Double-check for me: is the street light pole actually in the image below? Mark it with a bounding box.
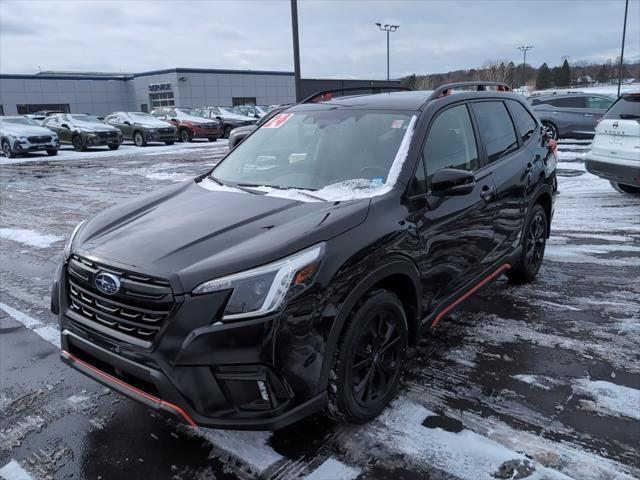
[290,0,302,102]
[376,23,399,81]
[516,45,534,94]
[617,0,629,98]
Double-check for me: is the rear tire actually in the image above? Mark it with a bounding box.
[542,121,558,140]
[208,137,217,142]
[327,289,407,424]
[72,135,86,151]
[2,140,16,158]
[165,141,174,145]
[179,129,191,143]
[108,144,119,150]
[46,149,58,156]
[134,131,146,147]
[610,181,640,194]
[507,203,547,284]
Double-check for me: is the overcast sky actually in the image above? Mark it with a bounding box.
[1,0,638,79]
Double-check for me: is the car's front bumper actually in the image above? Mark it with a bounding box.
[147,131,177,142]
[191,127,223,139]
[84,134,121,147]
[11,137,59,152]
[585,155,640,187]
[52,257,327,430]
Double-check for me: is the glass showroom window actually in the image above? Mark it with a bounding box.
[149,92,175,108]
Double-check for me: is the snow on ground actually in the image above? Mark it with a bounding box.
[305,458,361,480]
[0,138,228,166]
[0,228,63,248]
[529,83,640,97]
[573,379,640,421]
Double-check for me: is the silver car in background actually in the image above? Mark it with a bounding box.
[530,92,614,140]
[1,116,60,158]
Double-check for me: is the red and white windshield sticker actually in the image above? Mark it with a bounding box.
[262,113,294,129]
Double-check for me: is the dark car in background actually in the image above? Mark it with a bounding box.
[196,106,257,138]
[227,105,289,149]
[105,112,177,146]
[52,82,557,430]
[43,114,121,151]
[1,115,59,157]
[151,108,223,143]
[530,92,615,139]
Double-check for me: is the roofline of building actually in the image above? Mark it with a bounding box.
[0,67,295,82]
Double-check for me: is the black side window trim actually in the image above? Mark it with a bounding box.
[407,100,483,199]
[505,99,539,148]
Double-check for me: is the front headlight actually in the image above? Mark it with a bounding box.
[192,244,324,320]
[63,220,86,259]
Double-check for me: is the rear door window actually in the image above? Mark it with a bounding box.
[548,97,586,108]
[422,104,479,184]
[602,95,640,120]
[508,101,538,143]
[471,101,519,163]
[586,96,614,110]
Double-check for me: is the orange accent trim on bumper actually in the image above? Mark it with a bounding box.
[431,263,511,328]
[62,350,197,427]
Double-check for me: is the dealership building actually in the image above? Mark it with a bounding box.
[0,67,402,117]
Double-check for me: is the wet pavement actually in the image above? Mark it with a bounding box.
[1,139,638,480]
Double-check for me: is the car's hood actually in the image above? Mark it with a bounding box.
[1,123,56,136]
[230,125,256,136]
[75,180,369,293]
[134,120,173,128]
[71,121,119,132]
[221,112,255,121]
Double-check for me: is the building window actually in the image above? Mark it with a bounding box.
[232,97,257,106]
[141,104,149,113]
[149,92,174,109]
[16,104,70,114]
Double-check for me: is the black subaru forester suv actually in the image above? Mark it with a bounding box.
[52,82,557,430]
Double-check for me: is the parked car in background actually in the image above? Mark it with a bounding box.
[530,93,615,139]
[585,93,640,194]
[52,82,557,430]
[1,115,60,157]
[26,110,65,123]
[196,106,257,138]
[104,112,177,146]
[227,104,290,149]
[43,114,122,151]
[232,105,271,119]
[151,108,222,143]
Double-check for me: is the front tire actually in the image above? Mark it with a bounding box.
[2,140,16,158]
[165,141,174,145]
[46,149,58,156]
[108,144,119,151]
[542,121,558,140]
[208,137,217,142]
[507,203,547,283]
[610,181,640,194]
[327,289,407,424]
[133,131,146,147]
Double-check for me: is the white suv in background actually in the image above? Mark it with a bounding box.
[585,93,640,194]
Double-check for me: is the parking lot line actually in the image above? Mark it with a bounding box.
[0,460,33,480]
[0,302,60,348]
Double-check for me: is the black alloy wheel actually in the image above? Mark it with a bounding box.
[72,135,85,151]
[328,289,407,423]
[180,129,190,143]
[2,140,16,158]
[134,131,146,147]
[542,121,558,140]
[507,203,547,283]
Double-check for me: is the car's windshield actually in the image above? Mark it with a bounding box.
[69,114,102,123]
[176,108,203,117]
[130,112,156,119]
[1,117,42,126]
[212,109,415,195]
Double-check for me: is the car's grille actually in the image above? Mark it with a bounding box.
[66,254,174,343]
[98,131,118,138]
[159,128,174,134]
[28,135,51,143]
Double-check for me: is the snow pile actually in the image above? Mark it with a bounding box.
[0,228,63,248]
[573,379,640,421]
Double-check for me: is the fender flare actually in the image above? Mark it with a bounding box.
[317,256,422,390]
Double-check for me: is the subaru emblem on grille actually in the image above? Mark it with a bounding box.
[95,272,121,295]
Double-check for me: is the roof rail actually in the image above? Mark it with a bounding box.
[299,85,412,104]
[427,81,510,101]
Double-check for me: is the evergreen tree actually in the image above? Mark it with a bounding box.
[551,66,562,87]
[536,63,552,90]
[558,59,571,87]
[596,64,609,84]
[506,61,516,87]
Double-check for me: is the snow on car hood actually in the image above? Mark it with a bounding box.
[134,119,174,128]
[200,115,417,202]
[0,122,57,136]
[70,121,120,132]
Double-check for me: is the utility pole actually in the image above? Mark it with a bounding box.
[516,45,534,94]
[290,0,302,101]
[617,0,629,98]
[376,23,399,81]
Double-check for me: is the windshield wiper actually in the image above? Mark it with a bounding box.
[257,184,326,201]
[209,176,265,195]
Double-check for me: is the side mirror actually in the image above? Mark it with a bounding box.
[216,116,223,121]
[431,168,476,196]
[61,124,70,129]
[124,121,131,126]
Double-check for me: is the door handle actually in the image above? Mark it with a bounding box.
[584,114,594,117]
[552,111,561,115]
[524,162,533,173]
[480,185,495,200]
